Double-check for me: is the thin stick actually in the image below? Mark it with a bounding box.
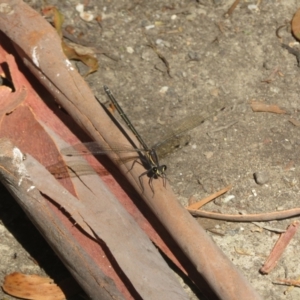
[224,0,240,17]
[188,207,300,222]
[187,184,232,210]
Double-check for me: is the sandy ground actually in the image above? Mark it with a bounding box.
[2,1,300,299]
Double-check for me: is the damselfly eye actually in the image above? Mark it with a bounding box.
[152,167,158,173]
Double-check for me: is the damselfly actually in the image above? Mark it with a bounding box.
[59,86,225,192]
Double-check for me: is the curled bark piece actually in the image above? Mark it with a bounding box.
[0,137,189,300]
[0,138,124,300]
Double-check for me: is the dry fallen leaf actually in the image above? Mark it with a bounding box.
[42,6,99,76]
[260,221,300,274]
[289,118,300,127]
[250,101,287,114]
[292,8,300,40]
[3,272,66,300]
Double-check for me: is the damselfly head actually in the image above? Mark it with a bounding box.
[152,164,167,177]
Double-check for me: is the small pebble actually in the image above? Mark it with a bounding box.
[206,79,215,86]
[156,39,164,46]
[281,139,292,150]
[263,61,273,70]
[253,171,269,185]
[186,13,196,21]
[270,86,280,94]
[126,47,134,54]
[76,4,95,22]
[227,229,240,236]
[75,4,94,22]
[159,86,169,94]
[145,24,155,30]
[155,62,167,72]
[248,4,259,12]
[251,189,257,197]
[204,151,213,159]
[188,51,200,61]
[79,12,94,22]
[210,88,219,97]
[76,3,84,13]
[155,39,170,47]
[223,195,235,203]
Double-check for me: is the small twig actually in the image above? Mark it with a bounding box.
[209,121,238,134]
[187,184,232,210]
[252,222,286,234]
[153,46,171,77]
[261,66,280,83]
[216,21,226,34]
[188,207,300,222]
[146,39,172,78]
[273,278,300,288]
[276,24,288,39]
[224,0,240,18]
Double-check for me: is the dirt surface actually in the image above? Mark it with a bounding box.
[2,0,300,299]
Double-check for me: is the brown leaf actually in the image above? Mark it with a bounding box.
[289,118,300,127]
[41,6,64,38]
[260,221,300,274]
[292,8,300,41]
[3,272,65,300]
[42,6,98,76]
[62,42,99,76]
[250,101,287,114]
